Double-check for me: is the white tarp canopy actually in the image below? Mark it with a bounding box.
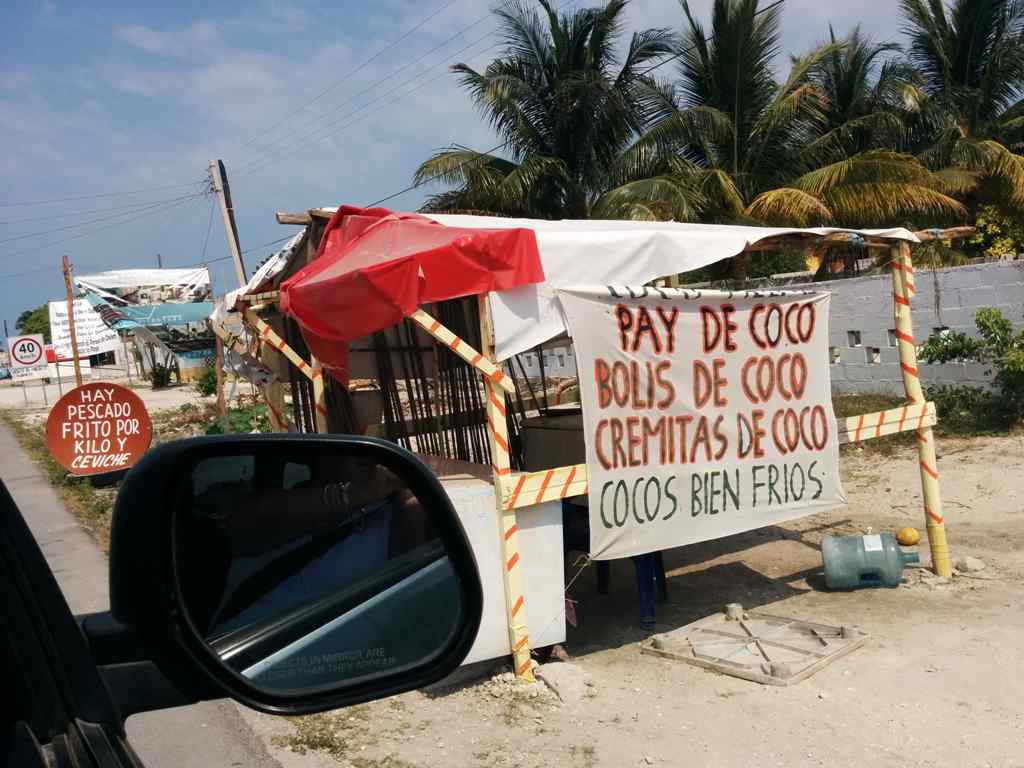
[75,267,211,301]
[425,214,920,361]
[225,232,303,308]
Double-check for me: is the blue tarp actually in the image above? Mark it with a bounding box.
[83,290,213,331]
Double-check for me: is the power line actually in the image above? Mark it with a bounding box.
[232,7,501,174]
[0,193,211,225]
[239,0,459,154]
[235,33,499,178]
[0,192,205,245]
[241,234,295,255]
[188,234,298,271]
[367,0,786,208]
[0,179,207,208]
[0,195,208,280]
[0,194,206,264]
[200,198,216,262]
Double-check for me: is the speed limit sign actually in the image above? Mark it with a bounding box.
[6,334,49,381]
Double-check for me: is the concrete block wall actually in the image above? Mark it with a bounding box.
[516,343,577,378]
[511,261,1024,396]
[804,261,1024,395]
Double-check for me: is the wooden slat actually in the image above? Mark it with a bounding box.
[408,307,516,396]
[236,290,281,305]
[243,308,316,382]
[837,402,936,445]
[276,211,311,225]
[503,463,588,510]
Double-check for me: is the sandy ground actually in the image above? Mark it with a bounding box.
[6,377,1022,767]
[239,434,1024,768]
[0,374,210,419]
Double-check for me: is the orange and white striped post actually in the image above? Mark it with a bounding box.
[890,241,952,576]
[311,357,329,433]
[477,295,534,681]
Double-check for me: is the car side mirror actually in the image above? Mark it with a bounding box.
[107,435,483,715]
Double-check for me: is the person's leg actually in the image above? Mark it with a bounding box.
[596,560,610,594]
[632,554,657,630]
[655,551,668,603]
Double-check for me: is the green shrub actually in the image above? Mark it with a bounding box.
[919,307,1024,430]
[922,383,1003,434]
[149,363,172,389]
[205,405,270,435]
[195,365,218,397]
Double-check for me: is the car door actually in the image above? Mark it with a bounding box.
[0,481,139,768]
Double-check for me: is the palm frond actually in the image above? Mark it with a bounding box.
[793,150,932,197]
[745,188,834,226]
[824,181,966,226]
[929,166,982,195]
[594,175,705,221]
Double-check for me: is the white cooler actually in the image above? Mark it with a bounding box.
[418,456,566,665]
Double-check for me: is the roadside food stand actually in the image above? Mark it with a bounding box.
[211,205,971,680]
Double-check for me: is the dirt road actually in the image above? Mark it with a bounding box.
[244,434,1024,768]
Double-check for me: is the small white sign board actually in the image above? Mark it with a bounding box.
[48,299,119,358]
[6,334,49,382]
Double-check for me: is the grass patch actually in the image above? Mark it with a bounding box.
[832,389,1014,454]
[2,402,273,552]
[1,409,118,552]
[268,705,408,764]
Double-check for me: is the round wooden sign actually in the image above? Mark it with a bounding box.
[46,382,153,476]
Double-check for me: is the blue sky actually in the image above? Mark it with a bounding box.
[0,0,902,338]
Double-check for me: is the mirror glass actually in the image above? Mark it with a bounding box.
[173,445,465,696]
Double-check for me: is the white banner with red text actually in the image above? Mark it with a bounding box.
[558,287,846,560]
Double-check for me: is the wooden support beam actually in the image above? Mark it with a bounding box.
[408,307,516,396]
[502,463,588,510]
[837,403,936,445]
[276,211,312,225]
[913,226,975,242]
[234,290,281,306]
[890,242,952,577]
[477,294,534,682]
[243,307,316,381]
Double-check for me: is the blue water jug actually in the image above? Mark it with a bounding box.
[821,533,920,589]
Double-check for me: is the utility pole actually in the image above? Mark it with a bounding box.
[207,159,247,288]
[62,255,83,387]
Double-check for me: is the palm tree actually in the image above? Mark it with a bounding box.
[900,0,1024,211]
[810,26,911,158]
[642,0,963,228]
[415,0,676,219]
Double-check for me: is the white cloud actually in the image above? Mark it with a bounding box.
[113,20,222,59]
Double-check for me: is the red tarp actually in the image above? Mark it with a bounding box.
[279,206,544,380]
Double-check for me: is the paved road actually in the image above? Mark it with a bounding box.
[0,421,281,768]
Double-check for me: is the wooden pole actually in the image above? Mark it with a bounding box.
[311,357,329,433]
[215,334,226,420]
[477,294,534,681]
[889,242,951,577]
[61,255,83,387]
[208,159,248,288]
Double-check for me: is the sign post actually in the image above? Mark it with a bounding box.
[558,287,846,560]
[62,255,83,387]
[45,383,153,476]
